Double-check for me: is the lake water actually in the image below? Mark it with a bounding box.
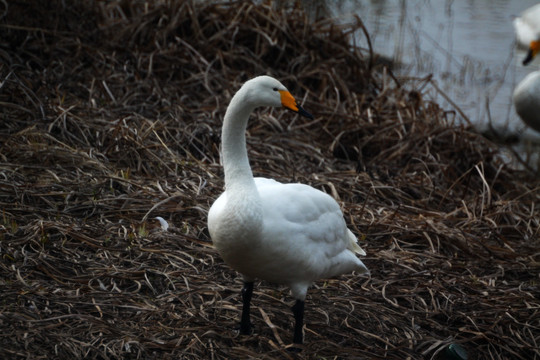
[322,0,540,142]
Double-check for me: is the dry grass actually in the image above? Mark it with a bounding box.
[1,1,539,359]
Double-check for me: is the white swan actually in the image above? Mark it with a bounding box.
[513,4,540,131]
[514,3,540,65]
[207,76,368,346]
[513,71,540,132]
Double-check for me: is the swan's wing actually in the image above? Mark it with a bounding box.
[258,182,365,259]
[257,181,368,282]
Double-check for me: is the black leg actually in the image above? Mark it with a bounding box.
[239,281,254,335]
[291,299,305,345]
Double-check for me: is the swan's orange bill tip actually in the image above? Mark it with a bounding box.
[279,90,314,119]
[524,40,540,65]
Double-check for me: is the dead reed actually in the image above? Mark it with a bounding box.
[0,1,539,359]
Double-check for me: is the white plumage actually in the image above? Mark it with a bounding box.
[513,71,540,132]
[514,4,540,50]
[154,216,169,231]
[514,4,540,65]
[207,75,368,346]
[513,4,540,131]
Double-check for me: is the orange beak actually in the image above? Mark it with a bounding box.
[523,40,540,65]
[279,90,313,119]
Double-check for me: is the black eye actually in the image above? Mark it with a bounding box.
[272,87,278,91]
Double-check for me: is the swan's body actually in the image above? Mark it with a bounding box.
[208,76,368,346]
[514,4,540,64]
[210,178,365,298]
[513,71,540,132]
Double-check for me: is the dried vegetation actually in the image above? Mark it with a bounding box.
[0,1,539,359]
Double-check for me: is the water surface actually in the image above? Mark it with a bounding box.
[328,0,540,140]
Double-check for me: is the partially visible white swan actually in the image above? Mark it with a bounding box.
[514,3,540,65]
[513,71,540,132]
[207,75,368,346]
[513,4,540,131]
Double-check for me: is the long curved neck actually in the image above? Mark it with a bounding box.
[221,91,258,194]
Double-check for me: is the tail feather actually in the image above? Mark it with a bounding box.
[347,229,366,256]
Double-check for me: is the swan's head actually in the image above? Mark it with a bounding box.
[523,40,540,65]
[242,75,314,119]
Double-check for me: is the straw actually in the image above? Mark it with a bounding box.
[0,1,539,359]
